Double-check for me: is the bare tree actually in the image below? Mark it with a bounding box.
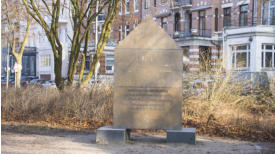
[21,0,65,90]
[2,0,33,88]
[67,0,109,87]
[78,0,120,88]
[21,0,121,89]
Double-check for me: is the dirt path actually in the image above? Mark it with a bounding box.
[1,123,275,154]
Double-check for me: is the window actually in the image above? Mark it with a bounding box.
[215,8,218,31]
[98,24,103,35]
[85,56,90,71]
[262,1,275,25]
[240,5,248,26]
[262,2,269,25]
[224,8,231,27]
[271,7,275,25]
[145,0,150,9]
[161,17,167,31]
[105,54,114,74]
[154,0,157,7]
[262,44,275,69]
[174,13,180,32]
[232,45,250,69]
[125,0,130,14]
[98,14,106,21]
[119,2,122,15]
[125,24,130,37]
[134,0,138,12]
[119,25,122,41]
[22,55,36,76]
[199,10,206,35]
[161,0,167,4]
[40,55,51,67]
[199,46,212,72]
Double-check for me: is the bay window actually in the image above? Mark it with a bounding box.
[232,45,250,70]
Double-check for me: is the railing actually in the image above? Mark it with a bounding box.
[173,29,212,39]
[224,17,275,28]
[174,0,192,7]
[198,29,212,37]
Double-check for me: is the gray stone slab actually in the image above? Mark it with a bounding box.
[167,128,196,144]
[113,17,183,130]
[96,126,130,144]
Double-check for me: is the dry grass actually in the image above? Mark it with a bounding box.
[1,84,113,130]
[1,75,275,141]
[182,71,275,141]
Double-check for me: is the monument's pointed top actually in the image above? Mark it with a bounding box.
[117,15,181,50]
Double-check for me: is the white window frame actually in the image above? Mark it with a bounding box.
[125,0,130,14]
[270,1,275,25]
[134,0,139,12]
[40,55,51,67]
[125,24,130,37]
[145,0,150,9]
[105,53,114,74]
[119,2,122,15]
[119,25,122,41]
[231,44,250,70]
[40,54,52,72]
[262,0,275,25]
[262,44,275,69]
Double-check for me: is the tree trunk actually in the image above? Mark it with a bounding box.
[54,55,64,90]
[79,0,120,88]
[15,69,21,88]
[14,56,22,89]
[79,53,86,82]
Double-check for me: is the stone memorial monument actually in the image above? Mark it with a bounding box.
[96,16,196,144]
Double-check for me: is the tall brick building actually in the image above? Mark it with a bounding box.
[87,0,275,80]
[81,0,142,80]
[139,0,275,77]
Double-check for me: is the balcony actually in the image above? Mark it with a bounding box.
[174,0,192,7]
[173,29,212,39]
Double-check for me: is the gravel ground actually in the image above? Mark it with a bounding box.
[1,123,275,154]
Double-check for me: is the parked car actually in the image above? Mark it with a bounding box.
[228,72,270,95]
[41,80,56,88]
[29,79,46,87]
[21,76,38,85]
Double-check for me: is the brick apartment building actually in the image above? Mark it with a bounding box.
[138,0,275,77]
[6,0,272,81]
[81,0,142,80]
[86,0,275,80]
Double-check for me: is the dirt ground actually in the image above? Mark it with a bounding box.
[1,123,275,154]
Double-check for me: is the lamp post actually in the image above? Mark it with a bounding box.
[95,0,99,82]
[6,41,10,89]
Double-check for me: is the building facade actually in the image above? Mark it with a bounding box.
[138,0,275,78]
[3,0,274,81]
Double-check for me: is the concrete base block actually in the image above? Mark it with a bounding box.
[96,126,130,144]
[167,128,196,144]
